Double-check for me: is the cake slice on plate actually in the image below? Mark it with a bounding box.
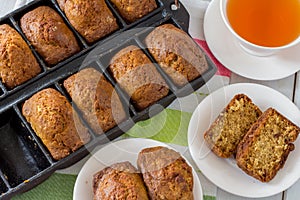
[236,108,300,182]
[204,94,262,158]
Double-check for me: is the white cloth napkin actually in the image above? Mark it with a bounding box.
[14,0,33,10]
[0,0,32,17]
[180,0,210,40]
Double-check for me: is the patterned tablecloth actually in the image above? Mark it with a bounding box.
[1,0,231,199]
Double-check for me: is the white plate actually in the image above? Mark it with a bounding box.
[188,83,300,198]
[204,0,300,81]
[74,138,203,200]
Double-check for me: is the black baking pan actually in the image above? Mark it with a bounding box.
[0,0,217,199]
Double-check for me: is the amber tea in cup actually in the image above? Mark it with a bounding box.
[220,0,300,56]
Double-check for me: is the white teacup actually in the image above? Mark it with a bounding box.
[220,0,300,57]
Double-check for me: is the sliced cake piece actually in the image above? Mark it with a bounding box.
[236,108,300,182]
[204,94,262,158]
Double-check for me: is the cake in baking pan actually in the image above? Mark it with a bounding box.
[145,24,208,86]
[0,24,41,89]
[20,6,80,65]
[64,68,127,134]
[110,0,157,23]
[109,45,169,110]
[57,0,119,43]
[22,88,90,160]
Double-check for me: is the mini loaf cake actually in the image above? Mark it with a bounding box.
[63,68,127,134]
[109,45,169,110]
[236,108,300,182]
[20,6,80,65]
[204,94,262,158]
[110,0,157,23]
[0,24,41,89]
[137,146,193,200]
[22,88,90,160]
[93,161,149,200]
[57,0,119,43]
[145,24,208,86]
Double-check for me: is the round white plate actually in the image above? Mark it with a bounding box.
[188,83,300,198]
[74,138,203,200]
[204,0,300,81]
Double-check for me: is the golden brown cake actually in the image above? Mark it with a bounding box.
[145,24,208,86]
[109,45,169,110]
[236,108,300,182]
[22,88,90,160]
[93,161,149,200]
[63,68,127,134]
[137,146,193,200]
[20,6,80,65]
[204,94,262,158]
[57,0,119,43]
[110,0,157,23]
[0,24,41,89]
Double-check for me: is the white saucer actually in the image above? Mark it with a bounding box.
[73,138,203,200]
[188,83,300,198]
[204,0,300,80]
